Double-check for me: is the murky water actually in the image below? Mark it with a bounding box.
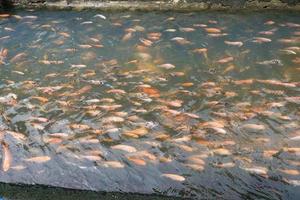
[0,9,300,199]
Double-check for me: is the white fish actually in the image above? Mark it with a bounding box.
[80,21,93,25]
[94,14,106,20]
[0,93,17,103]
[71,64,87,69]
[158,63,176,69]
[257,59,283,66]
[86,99,100,103]
[111,144,137,153]
[161,173,185,182]
[164,29,176,32]
[285,179,300,186]
[224,41,243,47]
[241,124,266,132]
[102,161,124,168]
[12,71,24,75]
[241,166,268,175]
[289,135,300,141]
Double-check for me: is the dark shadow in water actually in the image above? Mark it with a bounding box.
[0,183,183,200]
[0,0,14,11]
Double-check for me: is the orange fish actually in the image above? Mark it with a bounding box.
[1,141,12,172]
[216,56,234,64]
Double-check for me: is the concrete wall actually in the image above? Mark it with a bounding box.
[2,0,300,11]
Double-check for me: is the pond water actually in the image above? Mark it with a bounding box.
[0,9,300,199]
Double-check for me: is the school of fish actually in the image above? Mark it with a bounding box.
[0,10,299,198]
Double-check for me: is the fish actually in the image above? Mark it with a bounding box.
[161,174,185,182]
[214,162,235,168]
[80,155,102,161]
[289,135,300,141]
[78,44,93,49]
[180,27,195,32]
[12,71,24,75]
[216,56,234,64]
[213,148,231,156]
[48,133,69,138]
[139,38,153,47]
[194,24,207,27]
[133,25,145,32]
[158,63,176,69]
[284,179,300,186]
[59,32,70,38]
[158,99,183,108]
[39,60,64,65]
[279,49,297,55]
[107,89,126,94]
[205,28,221,33]
[252,37,272,43]
[192,48,208,54]
[99,105,122,111]
[81,21,93,25]
[5,131,26,141]
[31,96,49,103]
[208,33,228,37]
[123,127,148,138]
[0,93,17,104]
[283,147,300,153]
[164,29,176,32]
[285,97,300,104]
[278,38,300,44]
[241,166,268,176]
[257,79,296,88]
[286,22,300,28]
[102,161,124,168]
[241,124,266,132]
[224,41,243,47]
[102,116,125,123]
[278,169,299,176]
[94,14,106,19]
[71,64,87,69]
[0,14,10,18]
[111,145,137,153]
[171,37,191,45]
[147,32,161,41]
[139,86,160,97]
[70,124,90,130]
[10,52,26,63]
[181,82,194,87]
[256,59,283,66]
[67,85,92,97]
[24,156,51,163]
[264,20,275,25]
[1,141,12,172]
[185,164,204,171]
[127,157,146,166]
[23,15,37,19]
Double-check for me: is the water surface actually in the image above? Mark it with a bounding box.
[0,10,300,199]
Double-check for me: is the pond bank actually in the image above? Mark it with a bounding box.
[2,0,300,11]
[0,183,180,200]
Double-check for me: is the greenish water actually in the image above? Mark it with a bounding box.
[0,9,300,199]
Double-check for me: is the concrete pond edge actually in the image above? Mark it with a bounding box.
[2,0,300,11]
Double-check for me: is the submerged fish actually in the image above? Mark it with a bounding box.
[161,173,185,182]
[94,14,106,19]
[25,156,51,163]
[1,141,12,172]
[256,59,283,66]
[111,145,137,153]
[224,41,243,47]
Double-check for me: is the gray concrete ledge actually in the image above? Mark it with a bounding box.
[6,0,300,11]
